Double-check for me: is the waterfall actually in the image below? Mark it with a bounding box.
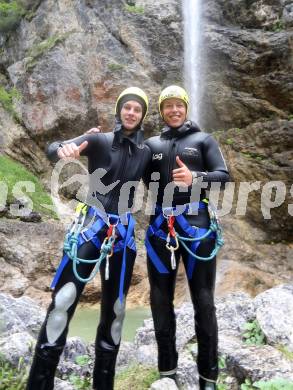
[183,0,203,126]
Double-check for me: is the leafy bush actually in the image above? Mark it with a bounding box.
[108,62,125,72]
[0,0,25,32]
[0,155,57,219]
[124,4,144,14]
[254,378,293,389]
[0,85,21,118]
[115,364,159,390]
[242,319,266,345]
[69,374,91,389]
[26,32,72,70]
[271,20,285,32]
[276,345,293,361]
[225,138,234,145]
[75,354,91,366]
[0,356,28,390]
[241,377,293,390]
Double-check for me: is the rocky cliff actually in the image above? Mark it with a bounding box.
[0,0,292,305]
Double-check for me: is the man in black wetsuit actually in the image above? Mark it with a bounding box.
[144,86,230,390]
[26,87,151,390]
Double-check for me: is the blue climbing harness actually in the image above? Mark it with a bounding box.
[145,201,224,279]
[51,204,136,303]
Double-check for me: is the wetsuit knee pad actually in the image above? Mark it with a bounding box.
[46,282,77,344]
[111,297,126,345]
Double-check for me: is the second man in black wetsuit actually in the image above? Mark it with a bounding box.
[144,86,230,390]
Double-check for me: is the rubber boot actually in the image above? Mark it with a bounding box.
[92,349,117,390]
[157,331,178,375]
[199,377,217,390]
[160,373,177,381]
[26,353,57,390]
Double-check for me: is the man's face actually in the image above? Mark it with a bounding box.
[162,98,187,128]
[120,100,143,132]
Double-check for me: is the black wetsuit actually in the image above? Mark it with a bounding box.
[144,121,229,385]
[26,125,151,390]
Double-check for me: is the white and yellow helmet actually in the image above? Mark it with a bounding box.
[158,85,189,117]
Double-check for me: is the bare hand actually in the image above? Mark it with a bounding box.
[85,126,102,134]
[172,156,192,186]
[57,141,88,160]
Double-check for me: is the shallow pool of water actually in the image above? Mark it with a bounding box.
[69,305,151,343]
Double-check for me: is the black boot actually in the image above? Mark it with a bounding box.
[160,373,177,381]
[26,353,57,390]
[199,377,217,390]
[93,349,117,390]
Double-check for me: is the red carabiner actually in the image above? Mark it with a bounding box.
[107,224,114,238]
[168,216,176,237]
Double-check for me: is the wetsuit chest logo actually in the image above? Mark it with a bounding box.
[182,147,198,157]
[152,153,163,161]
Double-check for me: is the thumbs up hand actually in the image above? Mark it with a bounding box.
[172,156,193,187]
[57,141,88,160]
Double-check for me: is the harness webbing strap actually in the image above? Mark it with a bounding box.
[145,202,218,278]
[51,206,136,302]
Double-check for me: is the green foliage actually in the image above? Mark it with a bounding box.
[115,364,160,390]
[254,378,293,389]
[124,4,144,14]
[225,138,234,145]
[0,155,57,219]
[288,114,293,121]
[241,378,254,390]
[242,319,266,346]
[211,129,225,141]
[276,345,293,361]
[108,62,125,72]
[67,354,92,389]
[26,32,71,70]
[69,374,91,389]
[75,354,91,366]
[0,0,25,32]
[218,355,227,369]
[217,355,229,390]
[240,377,293,390]
[0,85,21,119]
[241,151,266,162]
[271,20,285,32]
[217,381,228,390]
[0,356,28,389]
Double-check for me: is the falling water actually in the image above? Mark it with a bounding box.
[183,0,203,126]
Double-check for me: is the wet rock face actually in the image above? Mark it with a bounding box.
[1,0,182,146]
[201,0,293,130]
[217,119,293,239]
[206,0,293,29]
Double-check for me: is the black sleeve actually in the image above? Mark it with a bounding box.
[46,133,103,163]
[198,135,230,184]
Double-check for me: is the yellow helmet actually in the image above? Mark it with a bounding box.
[115,87,148,121]
[158,85,189,117]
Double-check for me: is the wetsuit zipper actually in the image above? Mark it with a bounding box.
[167,138,177,191]
[105,140,129,213]
[167,138,174,187]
